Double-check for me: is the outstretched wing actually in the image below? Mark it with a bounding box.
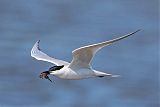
[69,30,141,69]
[31,40,69,66]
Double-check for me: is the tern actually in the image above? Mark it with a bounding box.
[31,30,140,82]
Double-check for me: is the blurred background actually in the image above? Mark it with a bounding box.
[0,0,159,107]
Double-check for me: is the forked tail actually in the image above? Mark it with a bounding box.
[94,70,120,78]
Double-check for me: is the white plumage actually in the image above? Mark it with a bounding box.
[31,30,140,80]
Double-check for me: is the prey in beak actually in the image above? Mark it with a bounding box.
[39,71,52,82]
[39,65,64,82]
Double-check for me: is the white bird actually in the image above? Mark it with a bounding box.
[31,30,140,82]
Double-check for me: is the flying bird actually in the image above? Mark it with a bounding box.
[31,30,140,82]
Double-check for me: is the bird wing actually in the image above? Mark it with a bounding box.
[69,30,140,69]
[31,40,69,66]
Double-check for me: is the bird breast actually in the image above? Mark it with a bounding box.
[54,67,95,79]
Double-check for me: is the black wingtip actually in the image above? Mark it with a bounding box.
[37,40,41,50]
[37,40,40,44]
[129,29,141,36]
[136,29,141,32]
[134,29,141,33]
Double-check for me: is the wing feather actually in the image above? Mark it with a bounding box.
[69,30,141,69]
[31,40,69,66]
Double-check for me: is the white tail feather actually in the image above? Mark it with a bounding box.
[94,70,120,78]
[111,74,120,77]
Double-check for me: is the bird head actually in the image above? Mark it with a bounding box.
[39,71,52,82]
[39,65,64,82]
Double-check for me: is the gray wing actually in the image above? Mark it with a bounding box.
[69,30,141,69]
[31,40,69,66]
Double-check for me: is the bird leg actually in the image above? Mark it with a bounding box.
[39,71,52,82]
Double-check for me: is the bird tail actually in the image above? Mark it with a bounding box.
[110,74,120,77]
[94,70,120,78]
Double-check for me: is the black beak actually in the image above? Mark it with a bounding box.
[46,77,52,82]
[39,71,53,82]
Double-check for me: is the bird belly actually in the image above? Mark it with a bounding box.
[56,68,95,80]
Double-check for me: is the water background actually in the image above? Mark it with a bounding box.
[0,0,159,107]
